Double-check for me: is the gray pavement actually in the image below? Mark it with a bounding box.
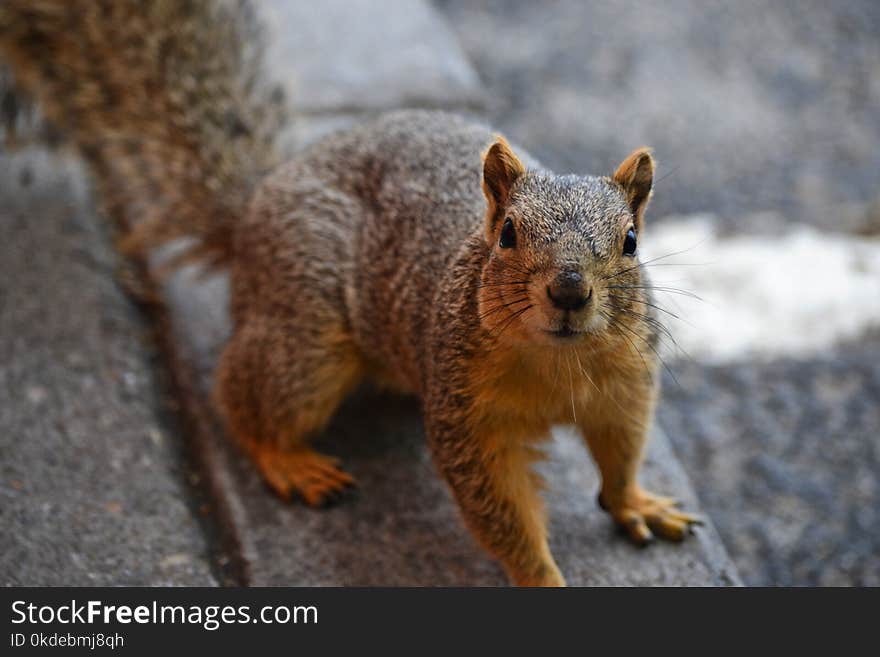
[437,0,880,235]
[659,346,880,586]
[0,151,217,586]
[264,0,482,115]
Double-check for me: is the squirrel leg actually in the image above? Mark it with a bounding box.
[215,316,363,507]
[579,383,702,544]
[426,413,564,586]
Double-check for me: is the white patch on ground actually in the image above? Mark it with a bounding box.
[640,215,880,363]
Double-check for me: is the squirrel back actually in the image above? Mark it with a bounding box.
[0,0,283,267]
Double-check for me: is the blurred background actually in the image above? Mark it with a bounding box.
[436,0,880,584]
[2,1,878,585]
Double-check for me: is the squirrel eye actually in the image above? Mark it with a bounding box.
[499,218,516,249]
[622,228,637,256]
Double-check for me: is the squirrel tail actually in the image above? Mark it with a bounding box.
[0,0,284,268]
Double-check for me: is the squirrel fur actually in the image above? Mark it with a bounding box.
[0,0,700,586]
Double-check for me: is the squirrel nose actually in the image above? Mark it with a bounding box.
[547,270,592,311]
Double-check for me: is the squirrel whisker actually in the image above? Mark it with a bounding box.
[478,296,531,322]
[607,284,704,302]
[476,279,531,289]
[489,303,534,342]
[608,314,680,387]
[600,312,654,383]
[601,246,699,282]
[606,293,683,321]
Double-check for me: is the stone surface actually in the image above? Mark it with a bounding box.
[160,266,739,586]
[263,0,483,115]
[437,0,880,233]
[0,150,217,586]
[659,344,880,586]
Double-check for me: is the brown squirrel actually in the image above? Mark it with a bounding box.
[1,0,700,586]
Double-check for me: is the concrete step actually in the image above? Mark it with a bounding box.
[160,266,739,585]
[262,0,483,115]
[0,151,218,586]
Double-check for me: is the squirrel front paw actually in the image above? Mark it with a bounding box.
[598,487,703,545]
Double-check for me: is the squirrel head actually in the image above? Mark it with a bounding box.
[478,138,655,346]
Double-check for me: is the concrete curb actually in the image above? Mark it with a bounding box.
[262,0,484,115]
[0,151,218,586]
[156,266,741,585]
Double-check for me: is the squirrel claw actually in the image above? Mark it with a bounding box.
[604,488,701,545]
[254,445,356,508]
[622,516,654,546]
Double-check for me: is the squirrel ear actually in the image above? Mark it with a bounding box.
[482,136,526,215]
[613,147,655,229]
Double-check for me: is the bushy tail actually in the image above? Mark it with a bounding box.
[0,0,284,268]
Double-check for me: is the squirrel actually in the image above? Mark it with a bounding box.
[1,0,701,586]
